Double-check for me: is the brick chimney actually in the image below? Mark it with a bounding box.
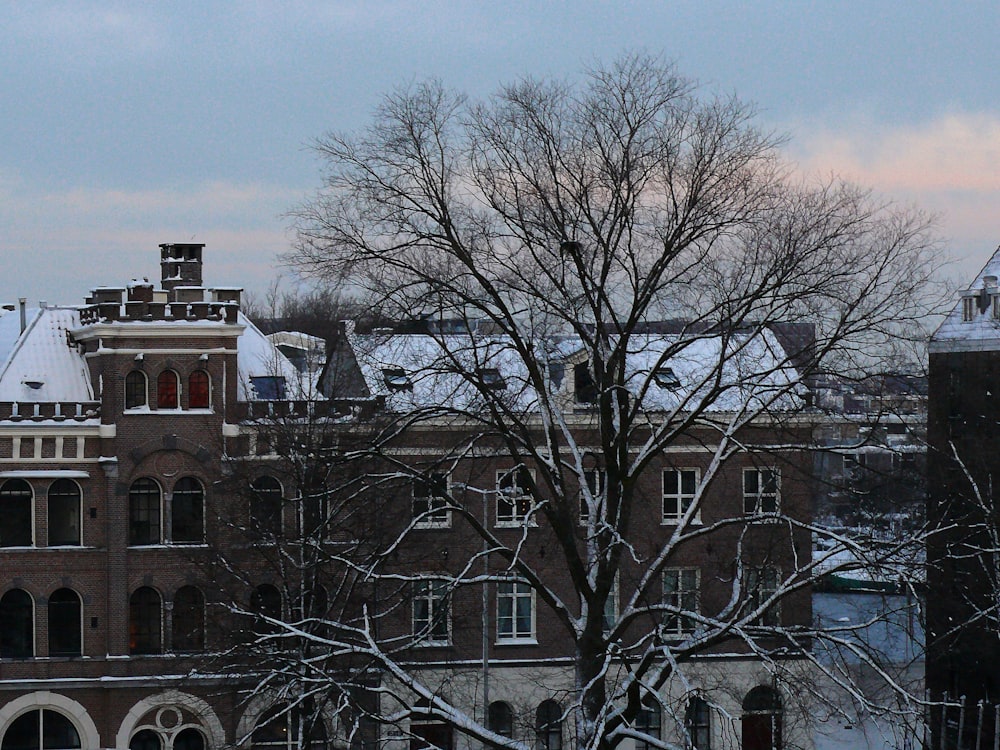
[160,243,205,300]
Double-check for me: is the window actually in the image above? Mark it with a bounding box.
[743,468,779,515]
[188,370,210,408]
[129,478,161,545]
[488,702,514,739]
[497,467,534,525]
[125,370,148,409]
[250,476,283,537]
[172,586,205,652]
[157,370,179,409]
[685,696,711,750]
[252,584,282,634]
[662,568,699,637]
[0,588,33,658]
[652,366,681,389]
[251,704,328,750]
[2,710,81,750]
[381,368,412,392]
[741,686,782,750]
[48,479,81,546]
[573,362,598,404]
[412,579,450,645]
[0,479,33,547]
[171,477,204,543]
[413,473,450,527]
[580,469,605,523]
[602,576,617,633]
[497,580,534,642]
[129,729,161,750]
[129,587,162,654]
[174,729,205,750]
[48,588,81,657]
[250,376,287,400]
[662,468,699,523]
[634,697,662,750]
[479,367,506,389]
[535,701,562,750]
[746,567,780,627]
[962,295,976,322]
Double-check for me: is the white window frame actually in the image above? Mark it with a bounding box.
[662,468,700,524]
[413,473,451,528]
[496,579,535,643]
[412,579,451,646]
[662,568,699,638]
[743,468,780,515]
[579,468,605,524]
[746,566,780,627]
[496,468,536,527]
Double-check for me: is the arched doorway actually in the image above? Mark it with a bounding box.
[741,685,782,750]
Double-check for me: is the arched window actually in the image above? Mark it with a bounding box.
[535,700,562,750]
[252,704,328,749]
[157,370,179,409]
[685,696,711,750]
[171,477,204,543]
[250,476,283,537]
[251,584,282,635]
[48,479,81,546]
[0,589,33,658]
[48,588,81,657]
[635,696,662,750]
[487,701,514,739]
[741,686,782,750]
[129,587,162,655]
[2,709,81,750]
[129,729,161,750]
[303,584,328,620]
[172,586,205,652]
[129,478,161,546]
[125,370,148,409]
[188,370,210,409]
[0,479,33,547]
[174,728,206,750]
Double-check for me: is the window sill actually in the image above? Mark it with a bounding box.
[495,637,537,646]
[495,521,537,528]
[413,640,452,648]
[414,521,452,530]
[661,518,702,526]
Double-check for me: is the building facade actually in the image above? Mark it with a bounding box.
[0,245,817,750]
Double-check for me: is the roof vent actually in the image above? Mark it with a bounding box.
[22,379,44,390]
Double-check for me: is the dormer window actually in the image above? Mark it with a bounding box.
[479,367,506,390]
[963,296,976,322]
[250,376,287,400]
[382,368,413,392]
[652,366,681,390]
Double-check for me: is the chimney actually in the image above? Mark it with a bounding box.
[160,243,205,301]
[18,298,26,333]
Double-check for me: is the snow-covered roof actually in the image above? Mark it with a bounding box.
[346,326,803,414]
[238,315,316,400]
[0,307,93,402]
[931,245,1000,351]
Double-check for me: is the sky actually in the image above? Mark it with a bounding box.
[2,1,999,307]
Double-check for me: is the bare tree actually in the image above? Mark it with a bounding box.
[221,54,943,750]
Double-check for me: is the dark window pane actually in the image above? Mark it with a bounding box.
[172,586,205,652]
[125,371,147,409]
[42,710,81,750]
[129,478,161,545]
[250,376,286,400]
[129,587,161,654]
[48,588,81,657]
[157,371,178,409]
[48,480,81,546]
[1,479,33,547]
[171,477,204,543]
[3,711,40,750]
[129,729,161,750]
[250,476,283,537]
[173,729,204,750]
[188,370,210,409]
[0,589,33,658]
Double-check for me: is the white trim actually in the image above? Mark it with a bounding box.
[0,470,90,479]
[0,691,101,750]
[115,689,226,749]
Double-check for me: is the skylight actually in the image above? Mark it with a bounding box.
[652,366,681,390]
[478,367,506,390]
[382,368,413,392]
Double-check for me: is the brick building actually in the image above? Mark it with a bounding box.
[927,247,1000,749]
[0,245,816,750]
